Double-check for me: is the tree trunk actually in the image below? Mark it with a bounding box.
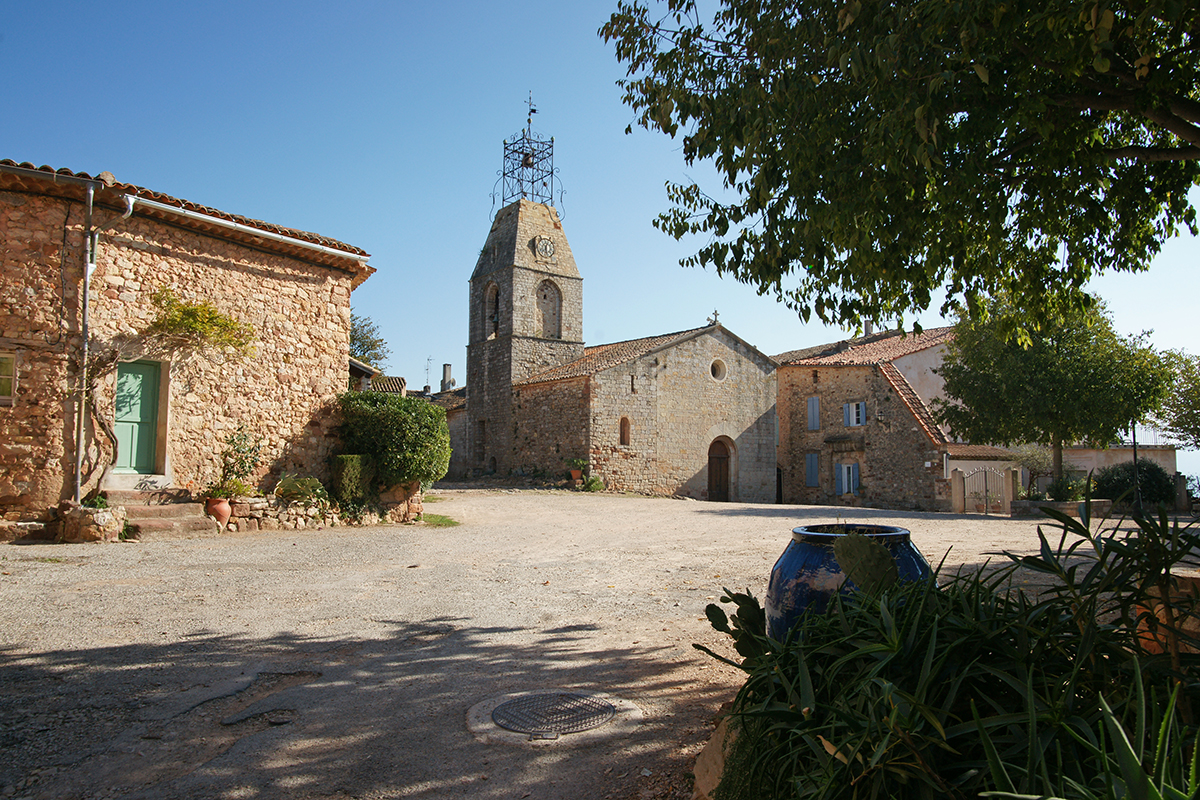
[1052,436,1064,479]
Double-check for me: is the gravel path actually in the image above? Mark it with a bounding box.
[0,488,1062,800]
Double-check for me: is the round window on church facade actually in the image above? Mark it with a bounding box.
[710,359,727,382]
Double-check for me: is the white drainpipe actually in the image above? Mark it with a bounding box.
[123,195,370,264]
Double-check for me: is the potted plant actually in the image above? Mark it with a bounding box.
[200,425,263,528]
[566,457,589,481]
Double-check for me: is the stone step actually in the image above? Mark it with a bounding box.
[125,513,220,540]
[104,489,192,506]
[119,503,208,519]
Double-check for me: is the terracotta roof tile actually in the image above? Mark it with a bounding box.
[879,362,949,446]
[370,375,408,394]
[429,387,467,411]
[0,160,373,285]
[776,327,954,366]
[945,443,1016,460]
[517,326,710,385]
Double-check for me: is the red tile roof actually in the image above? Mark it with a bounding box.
[945,443,1016,460]
[878,362,949,446]
[776,327,954,366]
[0,160,373,285]
[370,376,408,394]
[517,326,711,386]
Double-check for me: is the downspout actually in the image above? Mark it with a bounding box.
[73,185,95,503]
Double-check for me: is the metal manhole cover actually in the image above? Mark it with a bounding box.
[491,692,616,736]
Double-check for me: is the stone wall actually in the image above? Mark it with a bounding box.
[510,378,589,475]
[466,199,584,474]
[1,191,88,517]
[0,190,358,519]
[591,330,777,502]
[778,364,950,511]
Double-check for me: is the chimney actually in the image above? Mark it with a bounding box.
[864,320,874,336]
[440,364,456,392]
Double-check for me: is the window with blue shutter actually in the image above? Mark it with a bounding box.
[836,462,860,495]
[807,396,819,430]
[805,453,819,487]
[844,401,867,427]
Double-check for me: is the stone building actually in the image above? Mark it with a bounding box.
[0,160,373,520]
[463,198,777,501]
[775,328,960,511]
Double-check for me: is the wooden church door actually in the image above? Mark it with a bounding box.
[707,439,730,502]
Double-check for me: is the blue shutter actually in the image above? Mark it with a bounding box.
[843,403,850,427]
[805,453,819,487]
[860,402,867,424]
[835,463,844,495]
[851,462,860,495]
[807,397,820,430]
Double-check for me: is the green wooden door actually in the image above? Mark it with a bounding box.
[114,361,159,474]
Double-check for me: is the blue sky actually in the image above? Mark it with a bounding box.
[4,1,1197,476]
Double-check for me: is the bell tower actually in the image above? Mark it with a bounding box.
[466,104,584,474]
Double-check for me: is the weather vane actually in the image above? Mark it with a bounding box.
[492,92,565,215]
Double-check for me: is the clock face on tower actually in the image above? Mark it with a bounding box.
[534,236,556,260]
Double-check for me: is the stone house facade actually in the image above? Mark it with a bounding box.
[775,328,956,511]
[0,160,373,520]
[463,198,777,501]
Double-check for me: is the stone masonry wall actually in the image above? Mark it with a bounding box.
[510,378,589,476]
[591,330,777,502]
[0,190,357,518]
[1,191,87,517]
[778,364,950,511]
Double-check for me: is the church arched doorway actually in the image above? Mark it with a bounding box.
[707,439,731,502]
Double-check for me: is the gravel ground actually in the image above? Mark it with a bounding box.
[0,487,1067,800]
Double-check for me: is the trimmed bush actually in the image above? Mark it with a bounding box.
[332,455,376,505]
[337,392,451,489]
[1093,457,1175,507]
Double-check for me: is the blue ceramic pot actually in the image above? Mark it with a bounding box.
[764,523,933,640]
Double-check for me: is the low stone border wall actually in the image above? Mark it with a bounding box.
[1009,499,1113,519]
[223,482,424,531]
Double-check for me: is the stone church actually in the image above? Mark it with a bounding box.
[462,195,778,502]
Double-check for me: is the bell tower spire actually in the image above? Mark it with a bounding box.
[467,105,583,475]
[501,93,557,207]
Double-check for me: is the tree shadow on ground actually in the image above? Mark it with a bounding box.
[1,617,737,800]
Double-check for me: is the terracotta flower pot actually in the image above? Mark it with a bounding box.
[570,469,583,480]
[205,497,232,528]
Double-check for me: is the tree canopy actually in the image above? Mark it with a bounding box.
[1155,350,1200,449]
[350,312,391,369]
[932,297,1170,477]
[601,0,1200,330]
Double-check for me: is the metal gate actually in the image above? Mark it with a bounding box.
[963,467,1006,515]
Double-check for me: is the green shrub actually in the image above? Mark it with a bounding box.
[1047,473,1086,501]
[700,507,1200,800]
[331,454,376,505]
[582,475,605,492]
[337,392,450,489]
[81,495,108,509]
[273,474,330,508]
[1093,458,1175,507]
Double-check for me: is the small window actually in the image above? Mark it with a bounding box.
[619,417,631,446]
[807,396,820,431]
[843,401,867,427]
[710,359,727,381]
[0,354,14,406]
[835,462,860,495]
